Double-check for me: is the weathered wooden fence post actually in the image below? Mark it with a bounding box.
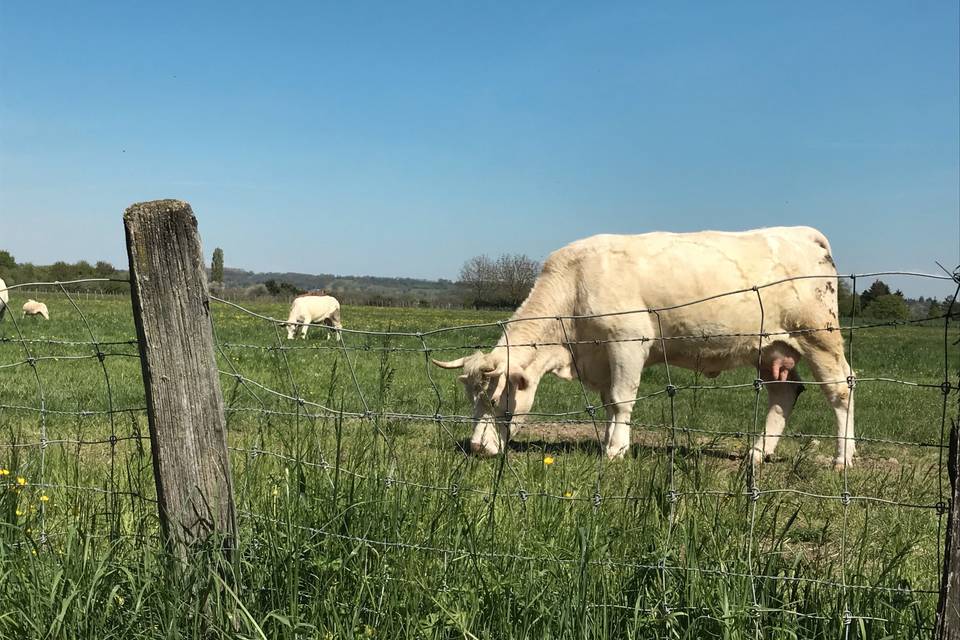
[938,416,960,639]
[124,199,236,556]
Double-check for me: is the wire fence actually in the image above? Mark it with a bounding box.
[0,271,957,635]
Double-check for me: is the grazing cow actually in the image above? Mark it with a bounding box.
[433,227,855,470]
[22,299,50,320]
[285,294,342,339]
[0,277,7,321]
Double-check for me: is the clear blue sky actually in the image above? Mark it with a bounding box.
[1,1,957,297]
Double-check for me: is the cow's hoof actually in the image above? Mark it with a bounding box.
[833,457,853,472]
[604,446,628,460]
[469,441,501,457]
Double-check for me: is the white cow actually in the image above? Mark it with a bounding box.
[433,227,855,470]
[22,299,50,320]
[285,295,342,340]
[0,277,7,321]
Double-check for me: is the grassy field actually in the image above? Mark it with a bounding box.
[0,293,955,639]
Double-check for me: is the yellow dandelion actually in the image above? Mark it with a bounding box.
[0,469,9,476]
[15,509,23,517]
[543,456,555,466]
[364,624,376,637]
[16,477,27,486]
[564,491,573,498]
[114,594,125,607]
[271,486,279,497]
[39,494,50,503]
[31,549,37,556]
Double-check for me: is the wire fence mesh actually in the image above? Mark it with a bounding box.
[0,271,957,636]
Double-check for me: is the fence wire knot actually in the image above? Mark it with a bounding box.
[384,476,395,488]
[750,486,761,502]
[666,489,678,503]
[38,532,47,544]
[518,489,528,503]
[108,434,117,446]
[433,413,443,423]
[753,378,763,392]
[592,492,602,510]
[940,380,952,396]
[665,384,678,398]
[846,375,857,389]
[40,437,48,450]
[840,491,851,506]
[842,610,853,626]
[449,483,459,497]
[585,405,596,418]
[249,449,260,459]
[96,351,106,362]
[935,501,947,515]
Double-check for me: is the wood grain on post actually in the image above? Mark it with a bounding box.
[124,199,236,555]
[938,418,960,639]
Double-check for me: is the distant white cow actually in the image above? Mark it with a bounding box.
[432,226,856,470]
[0,277,7,321]
[285,294,341,339]
[22,299,50,320]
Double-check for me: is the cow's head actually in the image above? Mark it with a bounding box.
[432,350,539,456]
[285,321,299,340]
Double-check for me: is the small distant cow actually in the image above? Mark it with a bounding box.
[22,299,50,320]
[285,294,341,340]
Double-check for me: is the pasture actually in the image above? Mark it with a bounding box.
[0,293,955,639]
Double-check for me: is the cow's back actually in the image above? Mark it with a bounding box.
[296,295,339,319]
[553,227,839,370]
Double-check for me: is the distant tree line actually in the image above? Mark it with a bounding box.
[0,250,128,293]
[837,278,954,321]
[458,254,541,309]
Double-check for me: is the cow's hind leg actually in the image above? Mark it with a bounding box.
[602,345,647,459]
[750,369,803,465]
[798,332,855,470]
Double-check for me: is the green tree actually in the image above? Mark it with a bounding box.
[926,299,944,318]
[862,294,910,320]
[859,279,891,308]
[836,279,860,317]
[0,250,15,271]
[211,247,224,284]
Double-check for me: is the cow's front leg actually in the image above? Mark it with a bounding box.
[602,350,645,459]
[750,372,802,465]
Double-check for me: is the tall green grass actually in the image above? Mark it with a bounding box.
[0,295,954,638]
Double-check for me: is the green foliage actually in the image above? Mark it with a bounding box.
[263,279,304,298]
[836,279,860,316]
[860,279,892,308]
[862,293,911,320]
[0,252,125,292]
[211,247,224,284]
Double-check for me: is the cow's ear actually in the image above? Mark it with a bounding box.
[509,369,530,391]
